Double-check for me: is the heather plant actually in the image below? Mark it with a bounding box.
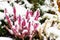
[4,6,40,40]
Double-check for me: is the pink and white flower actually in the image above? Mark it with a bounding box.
[4,6,40,40]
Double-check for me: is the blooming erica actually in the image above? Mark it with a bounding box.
[4,6,40,40]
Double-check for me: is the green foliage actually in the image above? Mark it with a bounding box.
[40,18,47,24]
[15,0,21,3]
[0,10,4,13]
[27,0,45,12]
[15,37,22,40]
[47,10,55,14]
[27,0,45,5]
[27,0,38,4]
[0,20,9,36]
[31,3,39,12]
[38,0,45,5]
[0,26,7,36]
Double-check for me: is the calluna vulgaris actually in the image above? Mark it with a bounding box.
[4,6,40,40]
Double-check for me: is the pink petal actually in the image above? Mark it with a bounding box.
[26,10,29,19]
[34,23,38,30]
[12,28,18,36]
[12,28,21,36]
[15,25,17,29]
[18,15,21,25]
[29,35,33,40]
[22,19,26,28]
[5,14,12,28]
[26,10,30,20]
[4,8,7,13]
[34,10,40,20]
[13,6,16,21]
[29,10,33,16]
[28,22,31,33]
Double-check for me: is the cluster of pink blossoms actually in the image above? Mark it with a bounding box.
[4,6,40,40]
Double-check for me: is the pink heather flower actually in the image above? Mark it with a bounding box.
[4,7,40,40]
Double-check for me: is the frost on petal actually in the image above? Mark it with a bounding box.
[22,29,28,35]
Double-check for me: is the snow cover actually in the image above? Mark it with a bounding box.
[0,12,5,20]
[0,37,13,40]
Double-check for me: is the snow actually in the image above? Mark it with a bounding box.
[42,13,58,20]
[44,0,50,5]
[0,21,2,25]
[56,37,60,40]
[0,37,13,40]
[0,2,13,15]
[13,3,27,17]
[0,12,5,20]
[40,5,50,12]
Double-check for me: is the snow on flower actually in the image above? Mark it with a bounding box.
[4,6,40,40]
[0,12,5,20]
